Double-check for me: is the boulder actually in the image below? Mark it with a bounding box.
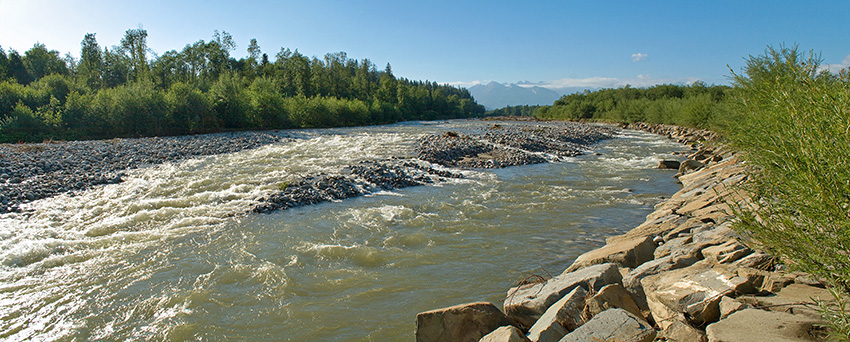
[559,308,656,342]
[657,320,707,342]
[479,326,531,342]
[526,287,586,342]
[737,284,835,320]
[582,283,643,320]
[732,252,775,269]
[702,240,753,265]
[705,309,825,341]
[416,302,510,342]
[565,236,656,272]
[675,159,705,177]
[657,160,681,170]
[641,262,757,329]
[718,296,749,320]
[504,263,621,330]
[622,247,702,310]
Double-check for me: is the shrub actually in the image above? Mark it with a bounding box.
[728,45,850,338]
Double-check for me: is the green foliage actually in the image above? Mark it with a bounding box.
[166,82,213,134]
[535,83,732,130]
[0,30,484,141]
[727,45,850,338]
[0,102,48,142]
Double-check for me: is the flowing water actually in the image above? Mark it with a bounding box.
[0,121,685,341]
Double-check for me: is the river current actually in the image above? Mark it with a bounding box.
[0,121,684,341]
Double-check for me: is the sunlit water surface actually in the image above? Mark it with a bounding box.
[0,121,684,341]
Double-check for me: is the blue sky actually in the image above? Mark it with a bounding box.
[1,1,849,92]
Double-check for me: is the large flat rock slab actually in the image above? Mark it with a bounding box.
[504,263,621,330]
[559,308,656,342]
[565,236,656,272]
[705,309,825,341]
[641,263,756,328]
[416,301,510,342]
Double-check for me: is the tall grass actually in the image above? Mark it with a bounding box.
[728,45,850,340]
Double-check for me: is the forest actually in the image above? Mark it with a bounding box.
[0,29,485,142]
[533,82,733,130]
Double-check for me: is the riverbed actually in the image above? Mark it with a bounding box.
[0,120,685,341]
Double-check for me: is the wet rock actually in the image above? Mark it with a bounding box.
[504,263,621,330]
[657,160,681,170]
[415,302,510,342]
[559,308,656,342]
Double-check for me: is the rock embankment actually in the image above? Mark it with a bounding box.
[416,124,833,342]
[0,131,291,214]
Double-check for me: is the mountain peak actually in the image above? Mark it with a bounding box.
[468,82,561,110]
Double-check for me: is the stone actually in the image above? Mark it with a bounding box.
[718,296,749,320]
[761,272,797,292]
[641,262,757,329]
[736,267,769,290]
[479,326,531,342]
[583,283,644,320]
[657,320,707,342]
[657,160,681,170]
[732,252,775,269]
[559,308,656,342]
[702,240,752,265]
[738,284,836,320]
[622,247,702,310]
[565,236,656,272]
[526,286,586,342]
[705,309,825,341]
[676,159,705,177]
[504,263,621,330]
[416,302,510,342]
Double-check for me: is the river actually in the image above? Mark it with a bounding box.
[0,120,684,341]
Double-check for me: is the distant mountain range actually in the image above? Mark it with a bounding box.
[467,82,562,110]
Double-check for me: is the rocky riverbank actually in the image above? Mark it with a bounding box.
[415,124,833,342]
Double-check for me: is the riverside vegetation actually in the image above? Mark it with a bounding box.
[0,29,483,142]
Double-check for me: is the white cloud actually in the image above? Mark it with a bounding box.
[820,54,850,74]
[631,52,648,62]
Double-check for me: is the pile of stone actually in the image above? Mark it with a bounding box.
[416,122,613,169]
[0,131,290,213]
[253,159,462,213]
[415,126,834,342]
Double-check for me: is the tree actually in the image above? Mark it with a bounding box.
[0,46,9,81]
[23,43,67,81]
[79,33,103,89]
[120,28,150,81]
[102,47,129,88]
[7,50,32,85]
[247,38,261,65]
